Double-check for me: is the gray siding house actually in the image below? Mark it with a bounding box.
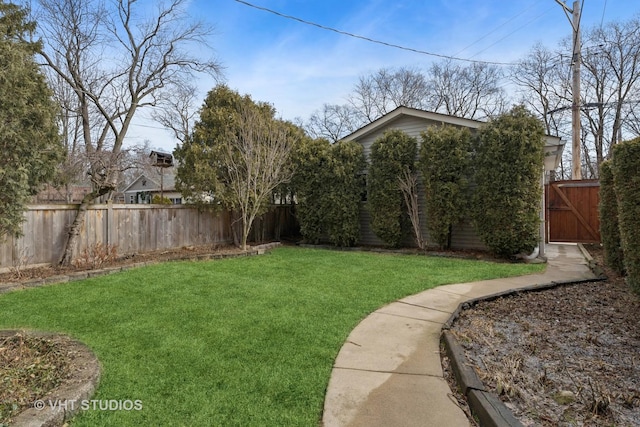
[342,106,565,253]
[123,171,183,205]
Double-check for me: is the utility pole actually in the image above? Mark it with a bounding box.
[555,0,582,179]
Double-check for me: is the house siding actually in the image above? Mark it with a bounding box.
[352,113,486,250]
[358,115,476,161]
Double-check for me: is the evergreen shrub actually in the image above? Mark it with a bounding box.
[598,160,624,275]
[611,138,640,293]
[472,106,545,258]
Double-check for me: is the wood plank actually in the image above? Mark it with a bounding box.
[547,181,600,243]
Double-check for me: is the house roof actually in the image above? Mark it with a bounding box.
[343,106,565,172]
[122,170,177,193]
[343,106,485,141]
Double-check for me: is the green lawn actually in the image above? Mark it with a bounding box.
[0,247,543,426]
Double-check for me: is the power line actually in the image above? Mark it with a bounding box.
[469,6,555,59]
[232,0,514,66]
[600,0,608,29]
[453,2,538,57]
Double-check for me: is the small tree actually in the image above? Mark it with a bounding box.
[598,160,624,275]
[398,168,425,250]
[0,2,63,239]
[176,85,297,250]
[419,126,472,249]
[368,129,417,247]
[473,106,545,258]
[611,138,640,293]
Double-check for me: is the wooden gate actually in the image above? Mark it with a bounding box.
[546,180,600,243]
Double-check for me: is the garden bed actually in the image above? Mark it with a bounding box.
[446,245,640,426]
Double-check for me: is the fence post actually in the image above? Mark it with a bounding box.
[107,201,114,247]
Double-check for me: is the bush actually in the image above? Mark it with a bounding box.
[326,141,366,247]
[598,160,624,275]
[367,129,417,247]
[291,138,332,244]
[611,138,640,293]
[472,106,545,258]
[292,138,365,246]
[152,195,172,205]
[419,126,472,249]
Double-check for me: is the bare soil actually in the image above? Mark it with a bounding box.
[447,245,640,426]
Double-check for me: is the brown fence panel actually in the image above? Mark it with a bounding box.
[546,180,600,243]
[0,204,298,272]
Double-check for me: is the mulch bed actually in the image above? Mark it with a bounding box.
[0,244,245,284]
[447,245,640,426]
[0,332,70,425]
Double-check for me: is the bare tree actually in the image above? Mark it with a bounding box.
[398,169,425,250]
[305,103,362,142]
[220,105,295,250]
[33,0,222,264]
[510,43,572,135]
[622,100,640,137]
[579,17,640,175]
[310,63,507,146]
[426,60,507,120]
[348,66,429,122]
[510,44,574,179]
[151,83,200,144]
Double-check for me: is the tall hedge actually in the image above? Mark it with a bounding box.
[472,106,545,258]
[291,138,332,244]
[419,126,472,249]
[611,138,640,293]
[598,160,624,275]
[292,138,365,246]
[326,141,366,246]
[367,129,417,247]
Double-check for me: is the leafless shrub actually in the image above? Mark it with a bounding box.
[72,243,118,269]
[398,169,425,250]
[9,246,32,279]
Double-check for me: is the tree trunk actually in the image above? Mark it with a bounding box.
[58,198,90,266]
[241,220,249,251]
[229,210,241,248]
[59,186,111,266]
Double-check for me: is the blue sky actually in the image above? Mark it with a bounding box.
[129,0,636,152]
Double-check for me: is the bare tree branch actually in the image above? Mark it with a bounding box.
[33,0,223,265]
[398,169,425,250]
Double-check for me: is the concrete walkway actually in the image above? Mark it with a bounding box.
[322,244,596,427]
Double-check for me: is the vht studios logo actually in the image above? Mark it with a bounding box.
[34,399,143,411]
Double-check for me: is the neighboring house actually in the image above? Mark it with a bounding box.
[122,170,183,204]
[342,106,565,253]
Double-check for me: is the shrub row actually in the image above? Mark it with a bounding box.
[608,138,640,293]
[292,106,546,258]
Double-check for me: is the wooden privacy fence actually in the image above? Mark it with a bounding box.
[0,204,297,271]
[546,180,601,244]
